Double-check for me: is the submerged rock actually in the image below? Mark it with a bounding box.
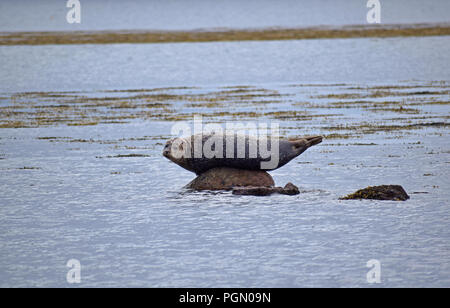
[281,182,301,195]
[232,182,300,196]
[185,167,275,191]
[340,185,410,201]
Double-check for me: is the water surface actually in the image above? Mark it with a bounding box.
[0,27,449,287]
[1,0,450,32]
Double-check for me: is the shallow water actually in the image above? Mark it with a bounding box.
[0,33,450,286]
[1,81,449,287]
[1,36,449,93]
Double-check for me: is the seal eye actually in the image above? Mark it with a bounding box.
[179,144,184,151]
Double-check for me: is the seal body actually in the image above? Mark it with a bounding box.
[163,133,322,175]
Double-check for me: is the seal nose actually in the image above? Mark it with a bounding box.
[163,149,170,157]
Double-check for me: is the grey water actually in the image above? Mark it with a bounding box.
[0,1,450,288]
[1,36,449,93]
[1,0,450,32]
[0,99,449,287]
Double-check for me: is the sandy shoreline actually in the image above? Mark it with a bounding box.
[1,23,449,45]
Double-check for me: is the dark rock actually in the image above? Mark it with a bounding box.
[340,185,410,201]
[232,186,279,196]
[185,167,275,191]
[232,182,300,196]
[280,182,300,195]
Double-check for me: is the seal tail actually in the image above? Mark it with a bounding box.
[290,135,323,149]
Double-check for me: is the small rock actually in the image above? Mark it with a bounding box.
[340,185,410,201]
[232,186,279,196]
[185,167,275,191]
[280,182,300,195]
[232,182,300,196]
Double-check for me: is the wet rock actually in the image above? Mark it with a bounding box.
[281,182,300,195]
[185,167,275,191]
[232,182,300,196]
[340,185,410,201]
[232,186,277,196]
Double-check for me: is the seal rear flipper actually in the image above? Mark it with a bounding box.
[290,135,323,149]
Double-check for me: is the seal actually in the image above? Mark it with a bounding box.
[163,133,322,175]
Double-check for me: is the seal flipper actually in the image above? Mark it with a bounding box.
[290,135,323,148]
[289,135,323,156]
